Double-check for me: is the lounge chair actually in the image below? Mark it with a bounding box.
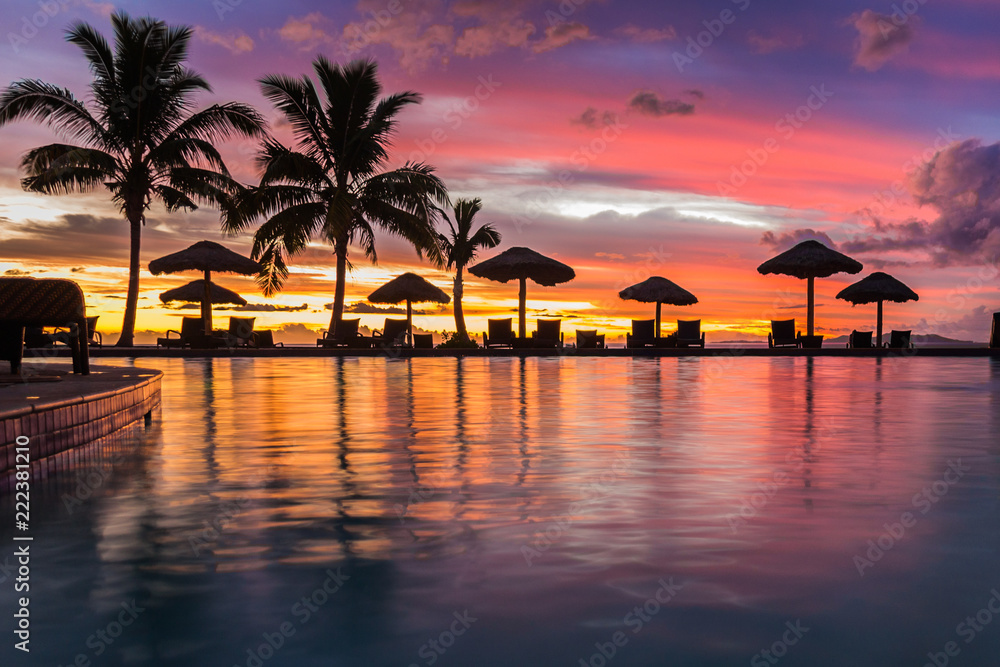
[317,318,368,348]
[847,330,874,348]
[885,330,912,349]
[413,333,434,349]
[484,318,515,348]
[575,329,605,349]
[251,330,283,348]
[157,316,218,349]
[224,316,255,347]
[0,277,90,374]
[676,319,705,348]
[990,312,999,348]
[50,315,103,349]
[371,318,408,348]
[626,319,657,348]
[531,319,564,348]
[768,319,800,348]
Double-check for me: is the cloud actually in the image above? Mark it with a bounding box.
[455,19,536,57]
[271,322,322,345]
[336,302,427,315]
[850,10,919,71]
[195,27,254,54]
[4,268,31,276]
[571,107,619,129]
[341,0,454,71]
[614,24,676,43]
[277,13,338,50]
[532,22,593,53]
[595,252,625,260]
[842,139,1000,266]
[684,89,705,100]
[760,228,838,251]
[627,90,695,117]
[746,29,804,54]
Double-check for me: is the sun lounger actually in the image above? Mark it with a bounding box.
[371,318,408,348]
[317,318,368,348]
[484,318,515,348]
[676,319,705,348]
[0,277,90,374]
[224,316,255,347]
[531,319,563,348]
[768,319,801,348]
[885,330,912,349]
[626,319,657,348]
[575,329,605,349]
[251,330,283,348]
[847,330,874,348]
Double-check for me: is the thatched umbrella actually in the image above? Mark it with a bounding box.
[149,240,260,334]
[468,247,575,338]
[836,272,918,345]
[368,272,450,346]
[159,280,247,307]
[757,239,862,337]
[618,276,698,337]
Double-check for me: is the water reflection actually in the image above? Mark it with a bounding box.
[2,356,999,666]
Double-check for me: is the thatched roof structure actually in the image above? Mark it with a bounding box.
[159,280,247,306]
[619,277,698,305]
[468,246,575,286]
[149,240,261,276]
[757,239,862,279]
[836,272,919,305]
[368,273,450,305]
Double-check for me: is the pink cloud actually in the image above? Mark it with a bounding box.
[849,9,919,71]
[532,22,593,53]
[195,26,254,54]
[455,19,536,57]
[277,13,337,50]
[614,24,676,43]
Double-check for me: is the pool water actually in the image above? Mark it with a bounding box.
[2,356,999,666]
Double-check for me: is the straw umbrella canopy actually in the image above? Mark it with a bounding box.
[618,277,698,337]
[159,280,247,307]
[757,239,862,337]
[836,272,918,345]
[149,240,261,334]
[468,247,576,338]
[368,272,450,346]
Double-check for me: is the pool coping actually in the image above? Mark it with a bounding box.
[76,345,1000,358]
[0,365,162,476]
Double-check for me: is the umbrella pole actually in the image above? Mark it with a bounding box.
[655,301,662,339]
[407,299,413,347]
[203,269,212,335]
[877,300,883,347]
[806,276,815,337]
[518,277,527,340]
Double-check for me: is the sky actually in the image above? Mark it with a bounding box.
[1,0,999,344]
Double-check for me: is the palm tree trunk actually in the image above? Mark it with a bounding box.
[115,213,142,347]
[453,265,467,340]
[329,242,348,333]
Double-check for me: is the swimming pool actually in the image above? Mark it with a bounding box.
[2,356,998,666]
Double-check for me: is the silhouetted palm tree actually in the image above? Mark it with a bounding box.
[438,198,500,341]
[223,58,447,334]
[0,12,266,346]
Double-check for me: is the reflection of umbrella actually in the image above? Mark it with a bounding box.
[757,239,862,336]
[149,240,260,334]
[619,276,698,337]
[368,272,450,346]
[159,280,247,307]
[836,272,918,345]
[468,247,575,338]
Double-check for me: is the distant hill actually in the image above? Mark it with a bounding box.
[824,333,977,345]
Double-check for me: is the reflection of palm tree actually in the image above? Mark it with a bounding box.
[438,198,501,341]
[0,12,265,345]
[223,58,447,335]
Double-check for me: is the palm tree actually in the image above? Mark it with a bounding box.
[0,12,265,346]
[223,58,447,334]
[438,198,500,341]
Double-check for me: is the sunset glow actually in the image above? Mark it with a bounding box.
[1,0,998,343]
